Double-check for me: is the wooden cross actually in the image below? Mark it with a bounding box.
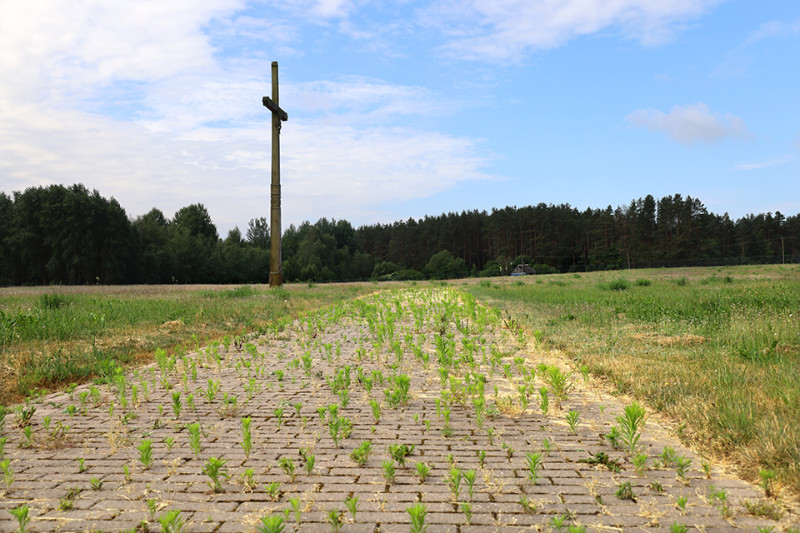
[262,61,288,287]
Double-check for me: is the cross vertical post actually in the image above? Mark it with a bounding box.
[262,61,288,287]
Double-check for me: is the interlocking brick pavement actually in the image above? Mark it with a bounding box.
[0,287,795,532]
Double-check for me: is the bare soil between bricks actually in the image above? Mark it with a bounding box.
[0,287,795,532]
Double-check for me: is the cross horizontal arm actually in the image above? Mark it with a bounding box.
[262,97,288,121]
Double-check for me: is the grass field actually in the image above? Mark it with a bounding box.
[462,264,800,495]
[0,283,375,404]
[2,264,799,498]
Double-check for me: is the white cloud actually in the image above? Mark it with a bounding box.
[625,103,752,145]
[733,155,794,172]
[0,0,243,102]
[421,0,725,61]
[0,0,497,234]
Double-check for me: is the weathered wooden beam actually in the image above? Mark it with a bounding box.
[262,96,288,121]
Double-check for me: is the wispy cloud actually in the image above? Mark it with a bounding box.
[420,0,725,61]
[733,155,794,172]
[714,18,800,78]
[625,103,752,145]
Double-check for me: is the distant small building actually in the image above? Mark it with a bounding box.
[510,263,536,276]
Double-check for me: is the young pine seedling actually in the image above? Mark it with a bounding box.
[327,509,344,533]
[632,453,648,474]
[350,440,373,466]
[273,408,284,428]
[675,455,692,481]
[566,410,580,433]
[526,451,543,483]
[476,450,487,467]
[616,402,646,455]
[615,481,636,501]
[388,443,415,467]
[539,387,549,414]
[265,481,282,501]
[1,458,13,491]
[278,457,296,482]
[463,469,477,500]
[445,466,462,501]
[241,417,253,459]
[416,461,431,483]
[407,502,428,533]
[304,454,315,475]
[239,468,257,492]
[171,391,182,420]
[289,497,302,525]
[9,504,30,533]
[158,509,186,533]
[382,460,396,484]
[187,423,202,458]
[203,456,231,493]
[344,495,359,522]
[675,495,688,512]
[369,399,381,424]
[460,502,472,524]
[138,439,154,470]
[257,514,285,533]
[519,496,537,514]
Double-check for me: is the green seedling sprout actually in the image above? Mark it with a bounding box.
[171,391,182,419]
[616,402,646,454]
[1,458,13,491]
[257,514,285,533]
[278,457,296,482]
[350,440,373,466]
[445,466,462,501]
[241,417,253,458]
[675,455,692,481]
[526,451,542,483]
[265,481,282,501]
[407,502,428,533]
[203,456,231,493]
[566,410,580,433]
[9,504,30,533]
[463,469,477,500]
[460,502,472,524]
[416,461,431,482]
[240,468,257,492]
[344,495,359,521]
[539,387,549,414]
[289,497,302,525]
[327,509,344,533]
[388,443,415,467]
[382,460,396,484]
[158,509,186,533]
[137,439,153,470]
[187,423,202,458]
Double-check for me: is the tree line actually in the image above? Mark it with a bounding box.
[0,184,797,286]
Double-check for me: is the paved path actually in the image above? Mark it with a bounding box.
[0,288,793,532]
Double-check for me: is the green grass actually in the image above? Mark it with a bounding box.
[0,283,374,403]
[463,264,800,493]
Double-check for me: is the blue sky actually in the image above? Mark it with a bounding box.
[1,1,798,237]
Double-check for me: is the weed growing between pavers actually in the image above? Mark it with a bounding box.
[0,286,792,531]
